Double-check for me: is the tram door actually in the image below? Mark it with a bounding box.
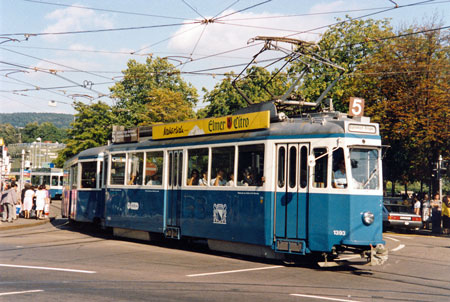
[275,144,309,239]
[167,150,183,228]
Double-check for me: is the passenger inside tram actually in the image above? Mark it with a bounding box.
[332,148,347,189]
[187,169,200,186]
[211,169,227,186]
[199,170,208,186]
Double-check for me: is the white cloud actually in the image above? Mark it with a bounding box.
[43,4,113,42]
[167,1,362,60]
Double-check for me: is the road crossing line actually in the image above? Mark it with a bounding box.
[290,293,361,302]
[0,263,96,274]
[0,289,44,296]
[187,265,283,277]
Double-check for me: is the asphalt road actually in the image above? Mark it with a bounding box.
[0,221,449,302]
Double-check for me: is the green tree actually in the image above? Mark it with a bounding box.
[0,123,20,145]
[202,66,287,117]
[55,101,116,167]
[20,121,67,143]
[21,122,40,143]
[292,17,393,112]
[110,56,198,126]
[351,23,449,193]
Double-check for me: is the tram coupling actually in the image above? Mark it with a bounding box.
[367,243,388,266]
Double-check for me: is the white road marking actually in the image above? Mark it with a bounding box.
[384,236,399,242]
[391,244,405,252]
[0,289,44,296]
[290,293,361,302]
[187,265,283,277]
[0,263,96,274]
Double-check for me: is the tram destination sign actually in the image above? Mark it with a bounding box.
[152,111,270,140]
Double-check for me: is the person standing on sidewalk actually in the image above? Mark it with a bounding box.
[431,194,442,234]
[442,195,450,235]
[35,185,47,220]
[1,183,18,223]
[22,183,34,219]
[422,194,431,229]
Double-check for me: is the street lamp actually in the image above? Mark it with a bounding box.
[20,149,25,191]
[36,137,42,168]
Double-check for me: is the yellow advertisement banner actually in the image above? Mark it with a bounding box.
[152,111,270,140]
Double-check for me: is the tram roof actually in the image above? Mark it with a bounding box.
[106,112,379,152]
[65,111,380,165]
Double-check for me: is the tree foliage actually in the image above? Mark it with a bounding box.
[0,112,73,128]
[55,101,115,167]
[293,17,393,112]
[202,66,287,117]
[21,122,67,143]
[0,123,20,145]
[110,56,198,126]
[352,23,450,188]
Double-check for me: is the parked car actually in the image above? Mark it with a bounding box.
[383,204,422,231]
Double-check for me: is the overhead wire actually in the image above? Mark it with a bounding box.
[181,0,207,20]
[0,21,200,37]
[21,0,196,21]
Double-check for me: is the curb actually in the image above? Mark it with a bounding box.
[0,217,55,231]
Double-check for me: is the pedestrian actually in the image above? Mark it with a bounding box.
[413,195,421,216]
[421,194,431,229]
[442,195,450,235]
[35,185,47,219]
[431,193,442,234]
[1,183,18,223]
[22,183,34,219]
[10,181,20,220]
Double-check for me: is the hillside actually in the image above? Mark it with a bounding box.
[0,112,73,128]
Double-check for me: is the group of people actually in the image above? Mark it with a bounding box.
[0,181,50,223]
[188,168,264,187]
[408,193,450,234]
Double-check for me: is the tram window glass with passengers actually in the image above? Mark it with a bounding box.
[237,144,265,187]
[127,152,144,185]
[51,175,59,186]
[145,151,163,186]
[350,148,379,190]
[187,148,208,186]
[80,161,97,188]
[211,146,235,186]
[313,148,328,188]
[110,153,126,185]
[332,148,347,189]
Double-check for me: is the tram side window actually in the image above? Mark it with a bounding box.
[332,148,347,189]
[51,175,58,186]
[99,162,103,188]
[211,146,235,186]
[43,175,50,186]
[81,161,97,188]
[70,164,78,189]
[110,153,126,185]
[238,144,265,187]
[313,148,328,188]
[187,148,208,186]
[277,147,286,188]
[127,152,144,185]
[59,175,63,186]
[299,146,308,188]
[145,151,163,186]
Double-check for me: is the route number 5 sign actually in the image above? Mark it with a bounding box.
[348,97,365,117]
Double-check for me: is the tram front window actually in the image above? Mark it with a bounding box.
[51,175,58,186]
[350,148,379,190]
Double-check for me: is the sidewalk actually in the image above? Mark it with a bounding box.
[0,199,61,231]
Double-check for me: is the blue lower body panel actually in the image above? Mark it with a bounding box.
[75,190,105,222]
[105,189,164,233]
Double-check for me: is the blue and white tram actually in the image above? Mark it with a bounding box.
[62,107,387,265]
[10,168,64,199]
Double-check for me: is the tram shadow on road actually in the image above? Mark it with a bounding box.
[51,218,338,269]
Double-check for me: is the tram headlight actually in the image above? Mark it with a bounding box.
[362,211,374,225]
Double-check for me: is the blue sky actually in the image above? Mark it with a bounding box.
[0,0,448,114]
